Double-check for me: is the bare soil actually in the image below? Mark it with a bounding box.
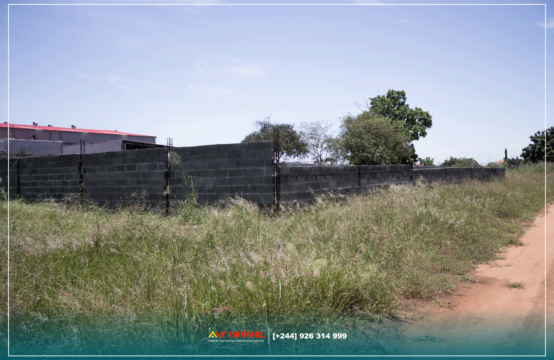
[395,205,553,355]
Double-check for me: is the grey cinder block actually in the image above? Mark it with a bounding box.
[228,169,242,177]
[200,154,214,162]
[191,146,207,155]
[227,152,242,160]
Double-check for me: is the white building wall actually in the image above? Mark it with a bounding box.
[0,139,63,155]
[63,140,123,154]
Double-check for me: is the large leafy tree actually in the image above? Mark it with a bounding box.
[242,117,308,162]
[521,127,554,162]
[440,157,480,167]
[332,113,413,166]
[368,90,433,164]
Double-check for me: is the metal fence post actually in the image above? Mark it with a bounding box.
[165,137,173,216]
[16,153,21,198]
[79,140,84,205]
[357,166,361,194]
[273,127,280,211]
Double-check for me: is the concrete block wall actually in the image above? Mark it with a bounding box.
[411,167,505,184]
[280,166,358,203]
[1,143,275,209]
[169,142,274,206]
[359,165,412,191]
[280,165,411,204]
[83,148,167,208]
[489,167,505,179]
[446,168,473,183]
[473,167,492,181]
[19,154,81,201]
[1,143,505,209]
[412,168,446,183]
[474,167,503,181]
[281,166,504,205]
[0,158,18,197]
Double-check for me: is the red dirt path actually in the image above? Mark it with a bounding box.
[396,205,553,355]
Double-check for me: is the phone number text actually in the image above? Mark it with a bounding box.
[272,333,347,340]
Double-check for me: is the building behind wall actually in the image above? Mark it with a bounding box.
[63,139,165,154]
[0,123,157,156]
[0,139,64,156]
[0,123,156,146]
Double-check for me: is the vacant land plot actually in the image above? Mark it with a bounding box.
[0,164,552,355]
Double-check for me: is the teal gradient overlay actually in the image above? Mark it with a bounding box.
[2,312,396,356]
[1,312,550,357]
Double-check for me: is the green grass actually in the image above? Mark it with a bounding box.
[0,163,551,354]
[506,282,525,289]
[460,276,481,284]
[506,162,554,175]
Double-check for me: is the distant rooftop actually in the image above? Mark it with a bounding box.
[0,123,152,137]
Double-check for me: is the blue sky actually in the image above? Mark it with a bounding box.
[1,0,551,165]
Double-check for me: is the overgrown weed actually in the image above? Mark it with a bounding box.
[506,282,525,289]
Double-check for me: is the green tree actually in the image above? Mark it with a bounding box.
[418,157,435,166]
[368,90,433,164]
[242,117,308,162]
[333,113,413,166]
[506,157,526,166]
[440,157,480,167]
[520,127,554,162]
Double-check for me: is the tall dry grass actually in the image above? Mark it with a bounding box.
[0,167,550,321]
[0,166,551,354]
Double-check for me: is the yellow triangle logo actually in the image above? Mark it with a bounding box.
[209,331,218,338]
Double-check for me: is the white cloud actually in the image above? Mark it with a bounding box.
[535,18,554,29]
[230,66,266,80]
[67,1,221,32]
[96,74,146,85]
[76,72,147,92]
[193,53,268,82]
[203,52,247,65]
[188,85,235,95]
[193,58,212,74]
[110,38,150,51]
[395,20,411,24]
[70,7,160,30]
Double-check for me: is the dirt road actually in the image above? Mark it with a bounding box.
[397,205,553,355]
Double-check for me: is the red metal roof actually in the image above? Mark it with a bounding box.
[0,123,154,137]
